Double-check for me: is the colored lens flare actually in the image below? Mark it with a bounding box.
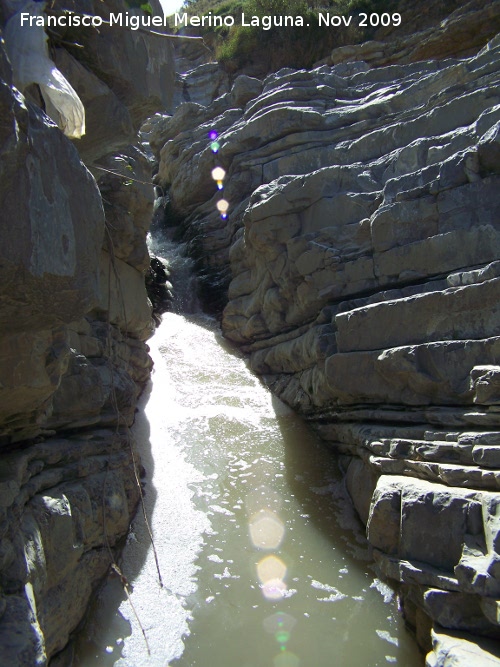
[216,199,229,213]
[211,167,226,181]
[211,167,226,191]
[273,651,300,667]
[262,579,288,600]
[207,132,229,235]
[276,631,290,644]
[264,613,299,663]
[263,612,297,635]
[257,555,288,599]
[257,555,286,583]
[249,510,285,550]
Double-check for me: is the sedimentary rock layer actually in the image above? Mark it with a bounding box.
[317,0,500,68]
[0,2,173,662]
[154,28,500,666]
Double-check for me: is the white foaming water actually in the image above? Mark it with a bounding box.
[148,233,201,315]
[76,313,422,667]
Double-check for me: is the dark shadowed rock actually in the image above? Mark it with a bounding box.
[0,0,174,660]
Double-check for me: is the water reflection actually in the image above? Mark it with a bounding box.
[75,313,422,667]
[171,317,421,667]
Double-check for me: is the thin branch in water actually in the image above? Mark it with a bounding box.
[111,563,152,656]
[95,164,157,187]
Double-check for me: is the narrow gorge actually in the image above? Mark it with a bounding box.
[0,1,500,666]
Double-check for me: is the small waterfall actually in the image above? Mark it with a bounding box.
[147,231,201,315]
[74,231,422,667]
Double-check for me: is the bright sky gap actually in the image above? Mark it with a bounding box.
[159,0,184,15]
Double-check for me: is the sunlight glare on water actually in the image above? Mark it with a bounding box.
[76,312,422,667]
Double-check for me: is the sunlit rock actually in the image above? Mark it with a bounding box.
[155,20,500,662]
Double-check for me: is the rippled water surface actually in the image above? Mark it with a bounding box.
[76,312,422,667]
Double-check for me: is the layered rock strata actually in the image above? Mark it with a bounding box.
[0,2,173,662]
[153,31,500,666]
[317,0,500,69]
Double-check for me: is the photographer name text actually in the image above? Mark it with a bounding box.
[19,11,402,31]
[175,12,402,30]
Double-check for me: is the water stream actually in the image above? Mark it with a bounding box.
[75,244,422,667]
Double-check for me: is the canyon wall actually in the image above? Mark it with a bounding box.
[153,7,500,665]
[0,1,173,663]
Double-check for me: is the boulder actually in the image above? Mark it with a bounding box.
[426,629,500,667]
[173,62,230,108]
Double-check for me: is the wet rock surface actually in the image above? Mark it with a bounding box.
[153,18,500,666]
[0,1,173,663]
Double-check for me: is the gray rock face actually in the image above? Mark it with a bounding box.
[0,431,140,663]
[154,28,500,667]
[51,0,174,164]
[173,62,231,108]
[0,47,105,445]
[0,1,173,661]
[318,0,500,68]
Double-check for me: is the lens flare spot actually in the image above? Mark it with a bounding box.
[210,141,220,153]
[276,630,290,644]
[273,651,300,667]
[257,555,288,599]
[211,166,226,181]
[208,130,218,140]
[263,611,297,635]
[216,199,229,214]
[262,579,288,600]
[249,510,285,549]
[257,555,286,583]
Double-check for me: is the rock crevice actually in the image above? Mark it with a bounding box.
[154,16,500,665]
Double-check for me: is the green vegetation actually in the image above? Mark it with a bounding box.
[174,0,398,72]
[124,0,153,14]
